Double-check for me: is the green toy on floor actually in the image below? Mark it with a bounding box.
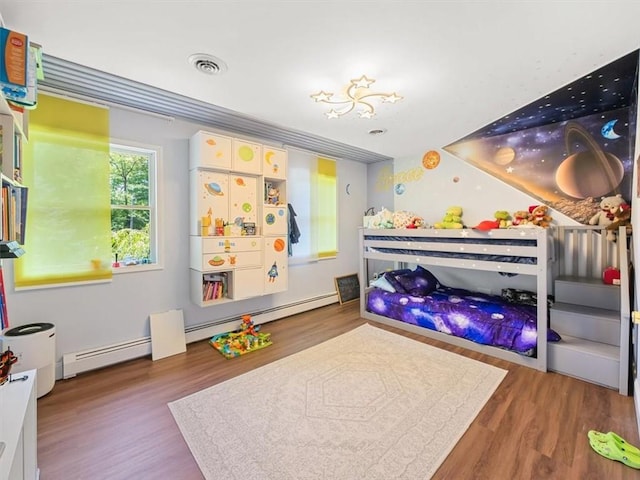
[210,314,272,359]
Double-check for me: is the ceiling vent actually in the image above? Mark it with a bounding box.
[188,54,228,75]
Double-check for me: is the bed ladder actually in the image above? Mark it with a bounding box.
[549,225,631,395]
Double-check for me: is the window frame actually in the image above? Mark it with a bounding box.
[109,139,163,274]
[287,149,338,265]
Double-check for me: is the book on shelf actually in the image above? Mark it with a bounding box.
[1,178,27,244]
[202,272,228,302]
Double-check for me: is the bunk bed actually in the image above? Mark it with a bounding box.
[358,227,552,371]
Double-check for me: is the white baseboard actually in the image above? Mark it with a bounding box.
[61,293,338,379]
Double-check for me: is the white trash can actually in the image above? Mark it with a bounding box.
[1,322,56,398]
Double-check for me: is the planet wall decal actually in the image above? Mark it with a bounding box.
[422,150,440,169]
[395,183,406,195]
[555,121,624,199]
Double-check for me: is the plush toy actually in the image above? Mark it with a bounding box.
[589,194,626,230]
[366,207,395,229]
[474,210,512,231]
[393,210,424,229]
[267,186,280,205]
[495,210,512,228]
[511,210,529,227]
[606,202,632,241]
[434,206,463,229]
[529,205,552,228]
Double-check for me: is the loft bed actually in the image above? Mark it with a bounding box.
[358,227,551,371]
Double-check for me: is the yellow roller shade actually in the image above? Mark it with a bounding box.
[15,94,112,287]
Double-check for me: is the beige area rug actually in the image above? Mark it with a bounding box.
[169,324,507,480]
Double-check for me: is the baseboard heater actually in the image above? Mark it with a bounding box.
[62,292,338,379]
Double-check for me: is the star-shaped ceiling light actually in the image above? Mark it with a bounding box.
[310,75,402,119]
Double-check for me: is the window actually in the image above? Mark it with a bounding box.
[109,142,159,270]
[15,94,161,289]
[287,149,337,261]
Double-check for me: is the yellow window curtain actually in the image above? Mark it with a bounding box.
[15,94,112,287]
[311,157,337,258]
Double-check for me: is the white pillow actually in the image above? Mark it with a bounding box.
[370,275,396,292]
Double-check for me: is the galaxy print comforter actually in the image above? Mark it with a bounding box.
[367,286,543,356]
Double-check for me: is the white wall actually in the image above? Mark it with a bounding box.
[392,150,575,229]
[1,106,367,367]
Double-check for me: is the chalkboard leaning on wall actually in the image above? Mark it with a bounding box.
[334,273,360,305]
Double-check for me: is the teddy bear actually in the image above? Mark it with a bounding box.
[434,206,463,229]
[529,205,552,228]
[605,202,631,241]
[589,194,626,230]
[512,210,531,227]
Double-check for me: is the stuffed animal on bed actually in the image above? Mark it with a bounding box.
[393,210,424,229]
[512,210,531,227]
[474,210,512,230]
[529,205,552,228]
[605,202,632,241]
[366,207,395,229]
[589,194,626,231]
[434,206,463,229]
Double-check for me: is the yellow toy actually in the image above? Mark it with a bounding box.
[434,206,463,229]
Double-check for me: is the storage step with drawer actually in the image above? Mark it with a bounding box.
[554,276,621,310]
[548,334,620,390]
[550,302,620,346]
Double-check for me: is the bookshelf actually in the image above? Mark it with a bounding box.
[0,111,27,255]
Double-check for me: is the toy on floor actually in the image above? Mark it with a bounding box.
[210,314,272,359]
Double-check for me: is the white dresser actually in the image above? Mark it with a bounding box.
[0,369,38,479]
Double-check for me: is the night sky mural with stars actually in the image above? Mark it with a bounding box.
[444,50,638,224]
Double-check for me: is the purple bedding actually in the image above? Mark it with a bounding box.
[367,286,544,356]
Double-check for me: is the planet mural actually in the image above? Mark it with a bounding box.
[395,183,406,195]
[493,147,515,166]
[555,121,624,199]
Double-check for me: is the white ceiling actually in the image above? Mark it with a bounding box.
[2,1,640,161]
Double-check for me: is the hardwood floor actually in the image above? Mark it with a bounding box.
[37,302,637,479]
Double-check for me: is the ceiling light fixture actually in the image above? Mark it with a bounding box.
[311,75,402,119]
[188,53,228,75]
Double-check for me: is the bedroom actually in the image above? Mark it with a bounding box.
[0,1,639,479]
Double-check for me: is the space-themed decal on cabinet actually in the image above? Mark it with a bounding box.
[444,50,638,224]
[264,236,287,294]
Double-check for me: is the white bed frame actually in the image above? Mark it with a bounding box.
[359,227,550,371]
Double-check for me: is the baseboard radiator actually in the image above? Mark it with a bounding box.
[61,292,338,379]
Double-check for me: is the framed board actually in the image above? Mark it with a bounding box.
[334,273,360,305]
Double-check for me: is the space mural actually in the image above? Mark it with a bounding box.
[444,50,638,224]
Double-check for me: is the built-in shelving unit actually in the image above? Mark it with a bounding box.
[189,131,288,307]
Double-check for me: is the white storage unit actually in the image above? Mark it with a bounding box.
[189,130,288,307]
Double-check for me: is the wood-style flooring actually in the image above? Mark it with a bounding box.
[36,302,638,479]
